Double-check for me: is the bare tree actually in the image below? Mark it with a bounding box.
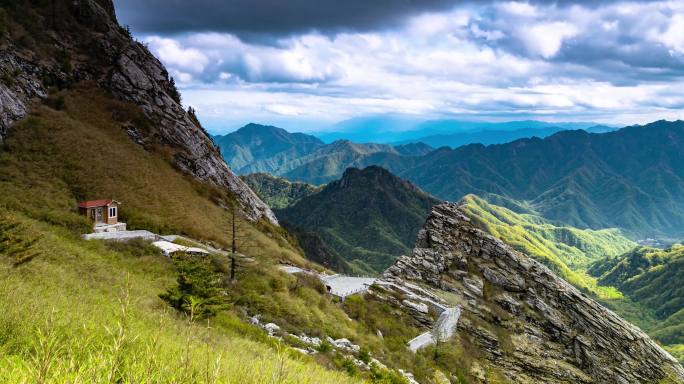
[227,206,260,281]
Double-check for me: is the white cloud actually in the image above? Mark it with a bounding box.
[656,13,684,53]
[144,36,209,73]
[519,22,579,58]
[135,1,684,130]
[498,2,538,17]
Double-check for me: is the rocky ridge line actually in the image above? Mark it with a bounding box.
[380,202,684,383]
[0,0,276,224]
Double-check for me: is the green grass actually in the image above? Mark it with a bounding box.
[0,210,360,384]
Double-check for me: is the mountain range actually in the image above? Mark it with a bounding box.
[395,124,616,148]
[220,121,684,239]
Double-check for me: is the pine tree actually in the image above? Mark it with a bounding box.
[168,76,181,104]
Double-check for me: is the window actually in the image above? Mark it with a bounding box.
[109,207,117,218]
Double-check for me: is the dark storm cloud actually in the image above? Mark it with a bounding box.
[114,0,458,36]
[114,0,658,36]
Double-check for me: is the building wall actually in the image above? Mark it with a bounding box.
[106,202,118,225]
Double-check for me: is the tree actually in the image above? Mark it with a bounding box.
[168,76,181,104]
[227,205,260,281]
[159,252,229,319]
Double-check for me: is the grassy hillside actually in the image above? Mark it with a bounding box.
[277,166,440,274]
[0,85,371,382]
[240,173,321,209]
[0,210,360,384]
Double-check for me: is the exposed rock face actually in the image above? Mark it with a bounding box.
[0,52,46,141]
[0,0,276,224]
[382,202,684,383]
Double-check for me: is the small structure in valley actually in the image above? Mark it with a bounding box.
[78,199,126,233]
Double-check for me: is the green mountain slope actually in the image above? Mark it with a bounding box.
[459,194,635,296]
[277,166,440,274]
[240,173,321,209]
[589,246,684,346]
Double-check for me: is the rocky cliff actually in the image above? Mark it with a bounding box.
[379,202,684,383]
[0,0,276,224]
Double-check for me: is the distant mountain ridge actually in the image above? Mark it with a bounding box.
[215,123,434,184]
[316,117,605,144]
[213,123,325,175]
[394,124,617,148]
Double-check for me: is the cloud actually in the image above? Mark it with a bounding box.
[115,1,684,131]
[144,36,208,73]
[114,0,458,37]
[519,22,579,58]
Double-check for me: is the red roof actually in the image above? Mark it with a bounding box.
[78,199,115,208]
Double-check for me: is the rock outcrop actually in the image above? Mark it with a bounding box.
[381,202,684,383]
[0,0,276,224]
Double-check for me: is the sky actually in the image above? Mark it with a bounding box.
[114,0,684,133]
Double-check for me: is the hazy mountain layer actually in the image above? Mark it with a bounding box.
[316,117,602,144]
